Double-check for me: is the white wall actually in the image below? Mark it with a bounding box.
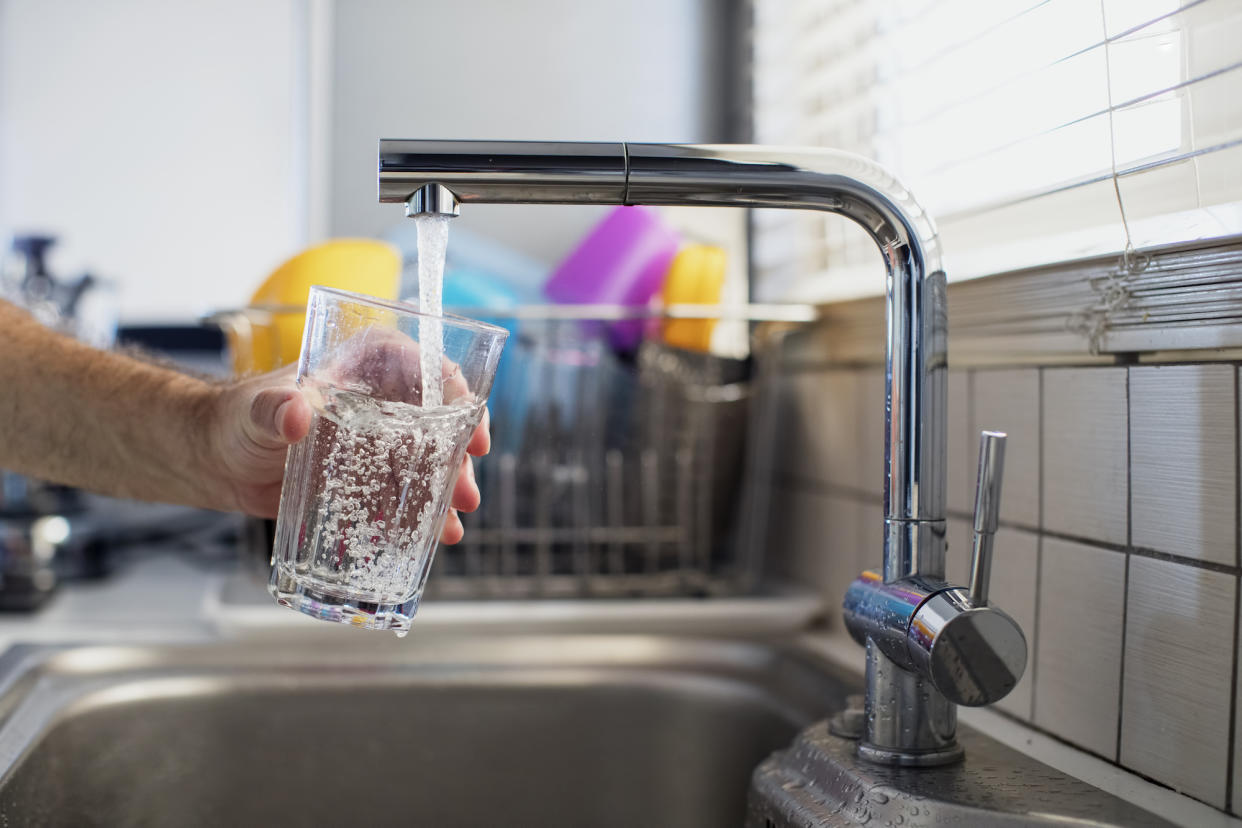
[0,0,306,323]
[0,0,724,322]
[328,0,725,266]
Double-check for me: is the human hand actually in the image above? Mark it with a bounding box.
[205,364,489,544]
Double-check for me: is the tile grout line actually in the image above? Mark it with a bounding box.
[1229,572,1240,814]
[1123,543,1242,574]
[780,473,1242,571]
[1228,365,1241,814]
[1030,366,1044,723]
[786,464,1242,576]
[1115,552,1131,764]
[797,466,1242,578]
[1114,366,1132,764]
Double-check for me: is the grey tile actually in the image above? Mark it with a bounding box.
[1235,590,1242,818]
[1034,537,1126,759]
[858,369,887,498]
[947,371,973,516]
[942,521,1036,720]
[991,528,1039,720]
[972,370,1040,529]
[770,373,801,485]
[769,485,865,628]
[857,501,886,578]
[765,482,802,581]
[946,517,973,586]
[787,370,863,489]
[1121,556,1235,809]
[834,498,875,629]
[1130,365,1236,566]
[1043,368,1129,545]
[830,498,881,634]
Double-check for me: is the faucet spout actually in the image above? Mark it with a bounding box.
[380,139,948,581]
[377,140,983,765]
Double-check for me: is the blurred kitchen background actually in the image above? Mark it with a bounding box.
[3,0,1242,820]
[0,0,753,599]
[0,0,745,322]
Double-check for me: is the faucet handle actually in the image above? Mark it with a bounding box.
[968,431,1007,607]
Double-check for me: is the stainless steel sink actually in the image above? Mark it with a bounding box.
[0,634,847,828]
[0,632,1178,827]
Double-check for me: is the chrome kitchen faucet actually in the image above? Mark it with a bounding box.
[377,140,1027,766]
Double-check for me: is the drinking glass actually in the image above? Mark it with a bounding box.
[269,286,508,634]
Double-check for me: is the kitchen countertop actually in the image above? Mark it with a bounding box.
[0,545,828,648]
[0,548,1232,828]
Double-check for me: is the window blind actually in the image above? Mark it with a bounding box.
[751,0,1242,303]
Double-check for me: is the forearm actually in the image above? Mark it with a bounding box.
[0,300,224,508]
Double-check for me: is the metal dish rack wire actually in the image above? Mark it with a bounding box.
[430,303,814,600]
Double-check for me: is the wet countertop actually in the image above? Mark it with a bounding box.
[0,545,1232,827]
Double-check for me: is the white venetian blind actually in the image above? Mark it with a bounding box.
[751,0,1242,302]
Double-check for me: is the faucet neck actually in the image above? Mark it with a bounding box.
[378,139,948,583]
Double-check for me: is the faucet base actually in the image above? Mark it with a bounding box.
[858,641,962,766]
[857,741,964,767]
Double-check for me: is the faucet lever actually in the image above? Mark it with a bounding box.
[968,431,1007,607]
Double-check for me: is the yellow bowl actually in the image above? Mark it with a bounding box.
[231,239,402,373]
[659,244,726,353]
[210,306,301,375]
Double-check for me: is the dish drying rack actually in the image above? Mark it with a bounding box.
[430,303,814,600]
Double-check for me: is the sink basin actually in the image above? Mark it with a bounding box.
[0,631,1178,827]
[0,634,847,827]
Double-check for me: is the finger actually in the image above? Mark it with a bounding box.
[467,408,491,456]
[274,392,312,443]
[441,357,471,404]
[440,508,464,545]
[451,456,480,513]
[323,328,420,403]
[246,388,305,449]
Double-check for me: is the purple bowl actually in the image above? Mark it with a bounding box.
[544,206,680,350]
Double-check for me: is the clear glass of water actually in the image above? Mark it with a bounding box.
[268,286,508,634]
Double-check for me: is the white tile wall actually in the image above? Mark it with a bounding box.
[787,370,863,489]
[1238,367,1242,816]
[1035,537,1127,758]
[946,517,974,586]
[772,357,1242,815]
[768,484,867,628]
[973,370,1041,529]
[1043,368,1129,545]
[858,369,887,497]
[1121,556,1236,809]
[1235,596,1242,817]
[991,528,1039,720]
[1130,365,1236,566]
[769,372,800,483]
[857,501,886,578]
[948,371,973,515]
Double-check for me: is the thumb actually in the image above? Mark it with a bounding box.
[246,388,311,448]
